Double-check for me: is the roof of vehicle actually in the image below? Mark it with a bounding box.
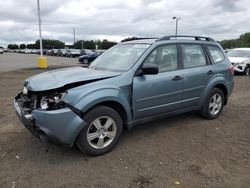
[121,35,217,45]
[231,48,250,51]
[122,38,157,44]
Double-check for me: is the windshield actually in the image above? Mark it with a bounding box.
[227,50,250,58]
[89,44,150,72]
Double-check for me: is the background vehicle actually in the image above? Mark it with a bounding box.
[227,48,250,75]
[37,49,48,55]
[57,49,67,56]
[81,49,93,55]
[0,49,3,54]
[79,51,103,64]
[14,35,234,156]
[66,49,81,57]
[24,49,32,54]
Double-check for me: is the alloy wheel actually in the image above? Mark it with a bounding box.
[209,93,222,115]
[87,116,117,149]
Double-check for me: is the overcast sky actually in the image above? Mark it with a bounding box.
[0,0,250,47]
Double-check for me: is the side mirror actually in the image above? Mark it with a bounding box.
[140,63,158,75]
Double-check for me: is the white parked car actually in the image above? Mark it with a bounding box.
[0,49,3,54]
[227,48,250,75]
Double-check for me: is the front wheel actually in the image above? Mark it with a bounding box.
[200,88,225,119]
[77,106,123,156]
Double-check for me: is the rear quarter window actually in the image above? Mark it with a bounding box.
[207,45,225,63]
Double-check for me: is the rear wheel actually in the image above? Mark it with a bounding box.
[77,106,123,156]
[200,88,225,119]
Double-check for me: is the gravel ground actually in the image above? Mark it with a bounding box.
[0,54,249,188]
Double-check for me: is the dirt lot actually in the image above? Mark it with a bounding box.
[0,56,250,187]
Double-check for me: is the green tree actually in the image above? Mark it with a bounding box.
[19,44,26,49]
[99,39,117,49]
[7,44,19,49]
[220,32,250,49]
[74,40,95,49]
[27,43,37,49]
[35,39,65,49]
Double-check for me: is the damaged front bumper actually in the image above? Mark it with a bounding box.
[14,92,87,147]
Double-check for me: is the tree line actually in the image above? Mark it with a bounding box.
[219,33,250,49]
[7,39,117,50]
[7,33,250,50]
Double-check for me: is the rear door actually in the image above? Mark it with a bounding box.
[180,44,214,108]
[133,44,184,120]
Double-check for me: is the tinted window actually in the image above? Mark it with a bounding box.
[207,45,224,63]
[144,45,178,72]
[181,44,206,68]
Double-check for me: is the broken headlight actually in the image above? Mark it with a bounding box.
[40,92,67,110]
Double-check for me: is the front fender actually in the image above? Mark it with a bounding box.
[67,88,132,123]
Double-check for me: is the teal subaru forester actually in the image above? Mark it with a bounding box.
[14,35,234,155]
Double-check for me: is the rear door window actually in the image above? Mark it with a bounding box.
[181,44,207,68]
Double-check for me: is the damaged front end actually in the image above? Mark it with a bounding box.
[14,88,87,146]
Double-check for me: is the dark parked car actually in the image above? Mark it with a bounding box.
[66,49,81,57]
[14,35,234,156]
[79,51,103,64]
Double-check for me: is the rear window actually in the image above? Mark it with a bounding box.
[207,45,224,63]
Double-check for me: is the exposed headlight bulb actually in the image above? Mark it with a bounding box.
[40,92,67,110]
[40,99,49,110]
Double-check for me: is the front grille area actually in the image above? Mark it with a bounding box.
[17,92,38,113]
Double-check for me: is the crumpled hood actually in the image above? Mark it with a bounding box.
[24,67,121,92]
[228,57,249,64]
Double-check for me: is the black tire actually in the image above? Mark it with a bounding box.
[244,66,250,76]
[200,88,225,120]
[83,59,89,64]
[77,106,123,156]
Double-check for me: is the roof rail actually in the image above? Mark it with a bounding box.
[157,35,215,42]
[121,37,158,42]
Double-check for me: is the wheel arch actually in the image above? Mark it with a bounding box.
[200,77,229,106]
[84,100,130,129]
[213,83,228,105]
[73,88,133,127]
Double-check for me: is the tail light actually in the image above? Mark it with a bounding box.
[228,64,234,75]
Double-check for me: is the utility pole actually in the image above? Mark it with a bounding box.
[37,0,43,56]
[81,41,83,50]
[37,0,47,68]
[173,17,181,36]
[73,28,76,45]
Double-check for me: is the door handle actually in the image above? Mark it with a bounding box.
[207,70,214,75]
[172,76,183,81]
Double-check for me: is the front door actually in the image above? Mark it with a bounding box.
[133,44,183,120]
